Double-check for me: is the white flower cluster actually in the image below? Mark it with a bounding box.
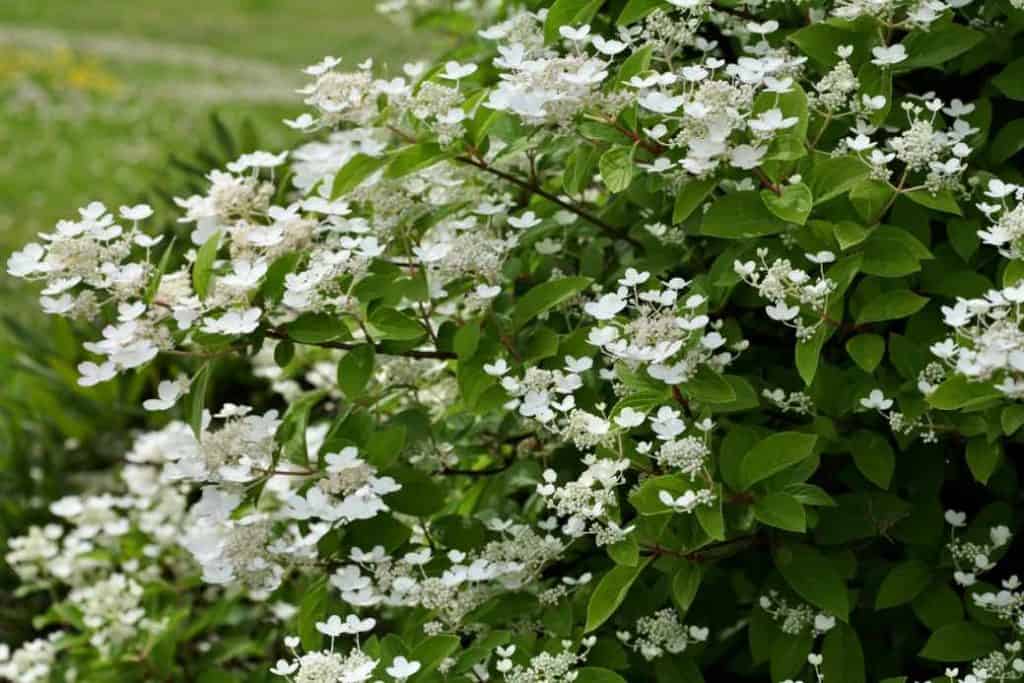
[617,608,709,661]
[583,269,742,385]
[759,590,837,637]
[944,509,1013,587]
[933,283,1024,397]
[269,616,383,682]
[978,179,1024,261]
[735,249,836,340]
[0,636,59,683]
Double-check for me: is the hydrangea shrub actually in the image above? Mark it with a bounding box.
[5,0,1024,681]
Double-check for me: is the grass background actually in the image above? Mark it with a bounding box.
[0,0,430,253]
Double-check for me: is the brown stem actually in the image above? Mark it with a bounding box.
[266,328,456,360]
[453,154,643,249]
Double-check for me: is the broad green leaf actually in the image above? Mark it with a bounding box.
[1001,404,1024,435]
[410,635,460,681]
[905,188,961,215]
[673,177,716,224]
[754,492,807,532]
[875,560,931,609]
[337,344,375,400]
[585,558,651,632]
[898,25,984,70]
[385,143,451,179]
[671,564,702,615]
[599,145,636,193]
[453,321,481,360]
[990,118,1024,164]
[144,236,177,303]
[849,430,895,489]
[919,621,1001,662]
[332,153,388,197]
[193,230,221,301]
[612,44,653,89]
[287,313,349,344]
[761,183,813,225]
[822,623,866,683]
[927,375,1002,411]
[370,308,426,341]
[774,543,850,620]
[575,668,627,683]
[185,362,213,438]
[617,0,664,25]
[277,389,327,466]
[809,155,871,204]
[510,276,592,331]
[846,334,885,372]
[682,366,736,403]
[702,191,789,239]
[564,145,601,195]
[855,290,928,324]
[796,325,827,386]
[383,466,446,516]
[740,432,819,489]
[966,437,1001,484]
[994,57,1024,101]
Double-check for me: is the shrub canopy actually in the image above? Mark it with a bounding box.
[5,0,1024,681]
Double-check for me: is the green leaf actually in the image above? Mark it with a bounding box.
[994,57,1024,101]
[192,230,221,301]
[612,44,653,89]
[846,334,885,372]
[822,623,866,683]
[575,668,627,683]
[287,313,349,344]
[990,118,1024,164]
[410,635,460,682]
[144,236,177,303]
[796,325,827,386]
[185,362,213,439]
[927,375,1002,411]
[849,430,895,489]
[383,467,446,516]
[875,560,931,609]
[761,183,813,225]
[701,191,789,239]
[510,276,592,331]
[607,535,639,566]
[544,0,606,43]
[919,621,1001,662]
[898,25,984,70]
[385,143,451,179]
[277,390,326,466]
[754,492,807,532]
[337,344,375,400]
[809,155,871,205]
[370,308,426,341]
[585,558,652,632]
[855,290,928,324]
[966,437,1001,484]
[905,188,961,215]
[671,564,702,615]
[453,321,481,360]
[564,145,601,195]
[672,178,716,224]
[616,0,664,24]
[740,432,819,489]
[332,153,388,197]
[599,145,636,193]
[682,366,736,403]
[774,543,850,620]
[297,578,328,650]
[1001,404,1024,435]
[834,221,869,250]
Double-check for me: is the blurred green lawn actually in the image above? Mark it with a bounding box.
[0,0,431,253]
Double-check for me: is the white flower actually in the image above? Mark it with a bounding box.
[592,35,627,56]
[270,659,298,676]
[387,656,421,680]
[440,61,477,80]
[749,108,799,133]
[484,359,510,376]
[475,284,501,299]
[119,204,153,221]
[78,361,117,387]
[7,243,47,277]
[564,356,593,373]
[860,389,893,411]
[805,251,835,265]
[619,268,650,287]
[944,509,967,527]
[871,44,908,66]
[143,379,188,411]
[730,144,766,170]
[765,303,799,321]
[658,490,700,513]
[202,308,262,335]
[639,91,686,114]
[584,293,628,320]
[615,407,646,428]
[558,24,591,42]
[508,211,543,229]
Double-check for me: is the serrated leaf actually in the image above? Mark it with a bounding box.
[599,145,636,193]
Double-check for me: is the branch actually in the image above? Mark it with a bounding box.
[266,329,456,360]
[453,154,643,249]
